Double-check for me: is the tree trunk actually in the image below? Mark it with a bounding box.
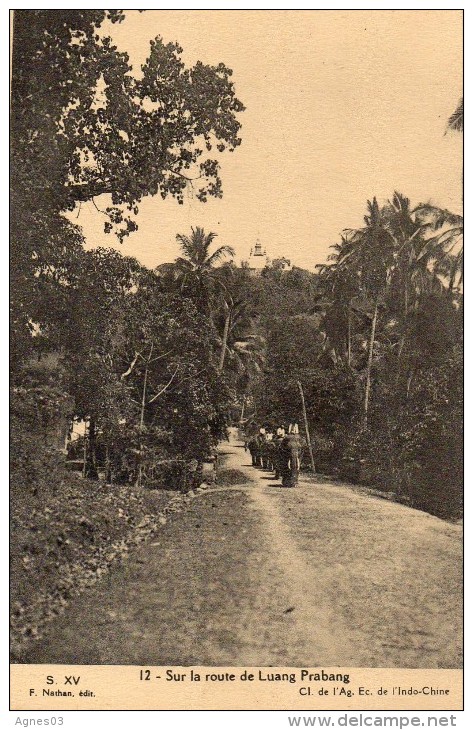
[239,396,246,423]
[406,370,414,399]
[136,344,153,488]
[363,301,378,429]
[347,305,352,367]
[218,310,231,373]
[395,333,406,386]
[105,445,112,485]
[82,421,88,479]
[85,417,99,480]
[297,380,316,472]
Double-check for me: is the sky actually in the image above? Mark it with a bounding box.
[73,9,463,271]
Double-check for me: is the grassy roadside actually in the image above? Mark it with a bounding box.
[21,485,298,666]
[10,474,196,661]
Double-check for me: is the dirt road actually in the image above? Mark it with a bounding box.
[25,429,462,667]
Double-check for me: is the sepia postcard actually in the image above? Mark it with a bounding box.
[10,8,463,713]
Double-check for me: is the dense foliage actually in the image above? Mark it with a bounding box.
[11,9,244,364]
[11,10,462,522]
[10,10,244,495]
[248,195,463,518]
[10,11,462,668]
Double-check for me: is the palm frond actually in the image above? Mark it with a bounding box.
[206,245,235,267]
[447,98,463,133]
[173,257,194,273]
[175,234,195,259]
[155,262,178,276]
[414,204,463,231]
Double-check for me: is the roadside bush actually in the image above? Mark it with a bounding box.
[397,347,463,518]
[10,472,173,661]
[10,380,73,504]
[335,346,463,519]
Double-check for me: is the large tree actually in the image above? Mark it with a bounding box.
[112,284,230,486]
[11,11,244,220]
[11,10,244,354]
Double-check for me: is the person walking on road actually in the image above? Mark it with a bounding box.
[247,435,258,466]
[273,430,286,480]
[255,431,266,468]
[261,429,274,470]
[281,423,302,487]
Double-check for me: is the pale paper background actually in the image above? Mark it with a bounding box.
[10,666,463,711]
[72,9,463,271]
[10,8,463,713]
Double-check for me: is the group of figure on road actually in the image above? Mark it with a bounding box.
[244,423,305,488]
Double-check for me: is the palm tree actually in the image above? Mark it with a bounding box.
[222,310,265,378]
[175,227,237,372]
[444,97,464,290]
[317,239,361,367]
[325,198,395,427]
[156,227,235,369]
[227,329,266,421]
[413,203,463,294]
[173,227,235,313]
[386,193,461,304]
[323,194,463,425]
